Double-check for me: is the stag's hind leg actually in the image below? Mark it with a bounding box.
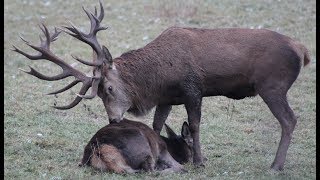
[259,89,297,171]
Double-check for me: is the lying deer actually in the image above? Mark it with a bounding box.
[79,119,193,173]
[14,1,310,171]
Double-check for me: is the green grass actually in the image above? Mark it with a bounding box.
[4,0,316,179]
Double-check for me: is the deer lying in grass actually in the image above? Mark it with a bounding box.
[79,119,193,173]
[14,1,310,171]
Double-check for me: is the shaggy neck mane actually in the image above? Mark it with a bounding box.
[114,47,165,116]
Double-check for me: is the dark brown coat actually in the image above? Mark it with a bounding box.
[99,27,309,171]
[79,119,192,173]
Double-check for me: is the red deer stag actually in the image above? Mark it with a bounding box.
[14,1,310,171]
[79,119,192,173]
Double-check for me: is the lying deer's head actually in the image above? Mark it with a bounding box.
[13,1,132,123]
[162,122,193,164]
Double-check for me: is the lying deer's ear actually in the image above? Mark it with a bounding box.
[102,45,113,68]
[181,121,191,139]
[165,124,177,138]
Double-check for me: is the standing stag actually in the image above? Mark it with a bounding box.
[14,2,310,171]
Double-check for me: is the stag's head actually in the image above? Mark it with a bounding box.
[98,64,132,123]
[13,1,131,123]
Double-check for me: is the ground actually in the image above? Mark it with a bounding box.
[4,0,316,179]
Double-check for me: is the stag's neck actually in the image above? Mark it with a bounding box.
[114,48,163,116]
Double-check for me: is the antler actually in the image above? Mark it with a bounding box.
[63,1,113,99]
[63,1,108,67]
[13,1,111,110]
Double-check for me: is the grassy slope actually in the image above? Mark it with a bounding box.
[4,0,316,179]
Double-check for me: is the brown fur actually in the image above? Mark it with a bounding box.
[113,28,310,111]
[80,119,188,173]
[98,27,310,171]
[90,144,135,173]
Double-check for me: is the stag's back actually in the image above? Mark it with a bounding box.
[138,27,310,99]
[147,27,309,72]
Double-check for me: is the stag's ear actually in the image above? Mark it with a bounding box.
[181,122,191,139]
[165,124,177,138]
[102,45,113,68]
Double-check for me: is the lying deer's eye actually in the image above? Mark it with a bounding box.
[108,86,113,92]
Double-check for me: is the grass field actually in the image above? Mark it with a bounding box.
[4,0,316,179]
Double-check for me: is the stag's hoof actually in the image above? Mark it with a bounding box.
[78,162,83,167]
[194,161,205,168]
[270,162,284,171]
[180,168,188,174]
[203,156,208,162]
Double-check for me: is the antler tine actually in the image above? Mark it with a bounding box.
[52,83,91,110]
[12,45,42,60]
[82,7,107,36]
[15,35,45,59]
[71,54,101,66]
[39,35,45,46]
[94,6,98,17]
[18,34,30,44]
[52,97,82,110]
[82,7,98,35]
[63,24,103,58]
[76,78,100,99]
[46,79,81,95]
[62,26,78,38]
[38,24,61,44]
[89,1,104,24]
[51,27,62,42]
[63,23,84,38]
[19,65,70,81]
[38,23,51,48]
[90,10,108,33]
[98,0,104,22]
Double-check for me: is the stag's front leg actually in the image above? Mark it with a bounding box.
[185,97,204,167]
[153,105,172,134]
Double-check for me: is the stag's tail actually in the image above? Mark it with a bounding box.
[297,43,311,67]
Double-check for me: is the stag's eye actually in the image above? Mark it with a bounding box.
[108,86,113,92]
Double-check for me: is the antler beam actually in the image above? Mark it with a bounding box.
[13,1,109,109]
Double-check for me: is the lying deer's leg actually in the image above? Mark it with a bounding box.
[140,155,155,172]
[158,150,186,173]
[153,105,172,134]
[185,96,204,167]
[259,90,297,171]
